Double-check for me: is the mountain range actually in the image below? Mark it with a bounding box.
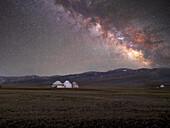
[0,68,170,87]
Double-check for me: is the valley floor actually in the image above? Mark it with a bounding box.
[0,87,170,128]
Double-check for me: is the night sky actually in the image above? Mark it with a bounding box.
[0,0,170,76]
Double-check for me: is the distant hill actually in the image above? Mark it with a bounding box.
[0,68,170,87]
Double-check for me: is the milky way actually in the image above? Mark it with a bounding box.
[0,0,169,76]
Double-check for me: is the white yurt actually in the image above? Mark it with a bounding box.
[52,81,64,88]
[72,82,79,88]
[160,84,165,88]
[64,80,72,88]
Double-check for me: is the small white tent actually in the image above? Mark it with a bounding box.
[52,81,64,88]
[64,80,72,88]
[160,84,165,88]
[72,82,79,88]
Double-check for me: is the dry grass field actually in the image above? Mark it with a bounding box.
[0,87,170,128]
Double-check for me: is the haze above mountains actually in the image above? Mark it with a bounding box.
[0,68,170,87]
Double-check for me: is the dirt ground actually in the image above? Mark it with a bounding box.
[0,87,170,128]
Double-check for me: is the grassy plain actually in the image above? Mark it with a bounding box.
[0,87,170,128]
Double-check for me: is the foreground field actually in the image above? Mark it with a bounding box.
[0,87,170,128]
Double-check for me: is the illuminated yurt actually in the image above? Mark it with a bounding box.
[72,82,79,88]
[52,81,64,88]
[160,84,165,88]
[64,80,72,88]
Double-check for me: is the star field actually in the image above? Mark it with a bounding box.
[0,0,169,76]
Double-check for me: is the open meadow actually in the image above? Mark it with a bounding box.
[0,87,170,128]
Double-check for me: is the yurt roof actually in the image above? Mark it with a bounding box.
[64,80,72,85]
[53,81,62,84]
[72,82,78,84]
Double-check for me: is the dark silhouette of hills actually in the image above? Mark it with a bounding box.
[0,68,170,87]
